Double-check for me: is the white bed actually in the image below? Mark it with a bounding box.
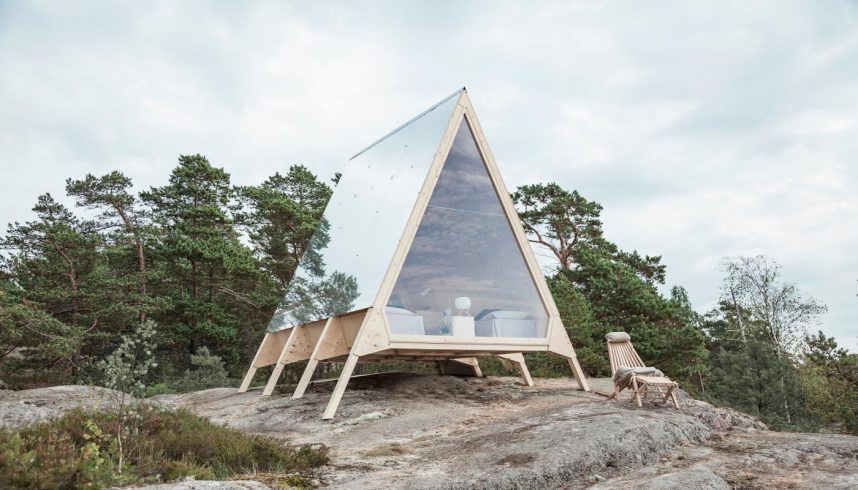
[475,310,536,338]
[385,306,426,335]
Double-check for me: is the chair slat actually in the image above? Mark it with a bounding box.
[608,343,619,374]
[605,332,679,409]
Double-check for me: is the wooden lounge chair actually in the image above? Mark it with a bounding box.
[606,332,679,408]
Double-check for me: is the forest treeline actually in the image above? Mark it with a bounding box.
[1,154,855,433]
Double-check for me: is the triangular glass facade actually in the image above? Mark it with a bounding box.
[385,118,549,338]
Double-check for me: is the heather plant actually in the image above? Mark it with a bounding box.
[0,406,328,489]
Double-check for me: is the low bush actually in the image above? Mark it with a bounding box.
[144,382,175,397]
[173,346,233,392]
[0,404,328,489]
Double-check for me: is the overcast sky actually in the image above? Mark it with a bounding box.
[1,1,855,349]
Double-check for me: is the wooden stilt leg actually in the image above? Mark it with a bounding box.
[547,318,591,392]
[293,317,336,400]
[470,358,483,378]
[322,353,359,420]
[292,358,319,399]
[262,363,286,396]
[497,353,533,387]
[670,384,679,408]
[453,357,482,377]
[238,367,257,393]
[239,332,274,393]
[261,328,297,396]
[516,358,534,387]
[448,357,483,377]
[566,356,590,392]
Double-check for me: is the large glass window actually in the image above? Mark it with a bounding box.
[267,91,461,332]
[385,118,549,338]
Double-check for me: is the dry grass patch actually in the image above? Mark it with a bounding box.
[364,442,409,457]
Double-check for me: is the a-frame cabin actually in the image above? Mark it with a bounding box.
[239,89,590,419]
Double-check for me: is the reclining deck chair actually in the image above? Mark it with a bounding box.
[606,332,679,408]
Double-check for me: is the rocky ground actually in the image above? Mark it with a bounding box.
[2,374,857,489]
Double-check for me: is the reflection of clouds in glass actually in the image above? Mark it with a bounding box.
[428,120,504,216]
[389,119,548,338]
[393,208,544,315]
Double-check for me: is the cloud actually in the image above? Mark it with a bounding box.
[0,0,856,348]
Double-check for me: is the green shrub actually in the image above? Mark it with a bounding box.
[0,405,328,489]
[174,346,232,392]
[144,382,175,397]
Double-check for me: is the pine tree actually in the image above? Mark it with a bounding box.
[66,171,166,324]
[238,165,332,288]
[141,155,277,369]
[511,183,706,383]
[0,194,103,377]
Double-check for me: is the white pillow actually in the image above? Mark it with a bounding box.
[606,332,631,343]
[485,310,530,320]
[385,306,416,316]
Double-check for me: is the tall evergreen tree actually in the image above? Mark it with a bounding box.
[141,155,276,369]
[66,171,166,324]
[0,194,103,376]
[512,183,705,381]
[708,338,808,429]
[800,331,858,433]
[237,165,332,288]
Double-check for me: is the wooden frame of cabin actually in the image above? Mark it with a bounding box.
[239,89,590,419]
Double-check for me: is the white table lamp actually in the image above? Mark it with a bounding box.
[454,296,471,316]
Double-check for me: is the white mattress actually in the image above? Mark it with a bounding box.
[475,318,537,338]
[386,309,426,335]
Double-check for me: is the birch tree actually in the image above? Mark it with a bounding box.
[721,256,826,356]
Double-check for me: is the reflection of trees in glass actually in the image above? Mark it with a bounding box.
[297,218,330,279]
[267,217,359,330]
[238,166,333,288]
[315,271,359,317]
[270,271,359,328]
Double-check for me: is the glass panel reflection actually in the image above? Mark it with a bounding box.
[386,119,549,338]
[267,90,462,332]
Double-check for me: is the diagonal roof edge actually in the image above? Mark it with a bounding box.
[349,87,466,161]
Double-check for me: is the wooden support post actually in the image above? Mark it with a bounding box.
[547,317,590,392]
[450,357,482,377]
[567,356,590,392]
[292,317,335,399]
[322,352,360,420]
[238,332,269,393]
[470,358,483,378]
[497,353,533,387]
[261,328,297,396]
[238,367,257,393]
[292,358,319,399]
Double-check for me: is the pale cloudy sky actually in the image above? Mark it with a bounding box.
[1,1,855,348]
